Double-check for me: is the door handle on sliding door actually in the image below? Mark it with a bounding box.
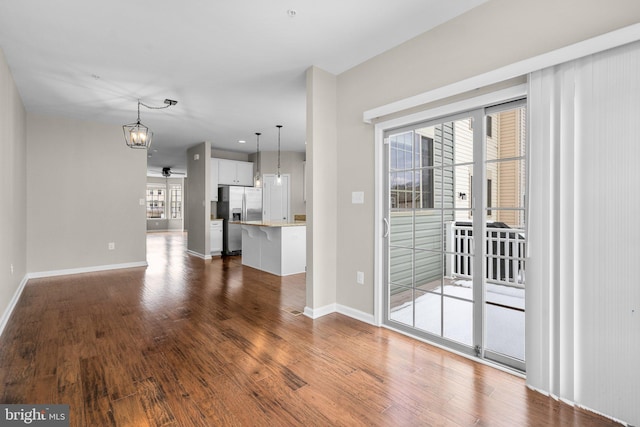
[383,218,389,238]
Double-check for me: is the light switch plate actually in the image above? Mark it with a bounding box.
[356,271,364,284]
[194,154,200,160]
[352,191,364,204]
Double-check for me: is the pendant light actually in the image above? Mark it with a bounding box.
[123,101,151,149]
[254,132,262,188]
[122,98,177,149]
[276,125,283,186]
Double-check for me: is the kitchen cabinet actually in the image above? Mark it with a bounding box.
[218,159,254,186]
[210,158,219,201]
[210,219,223,256]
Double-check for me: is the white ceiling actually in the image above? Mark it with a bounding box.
[0,0,486,175]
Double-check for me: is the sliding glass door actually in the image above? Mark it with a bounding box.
[384,100,527,371]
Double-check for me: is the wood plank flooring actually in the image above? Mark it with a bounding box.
[0,232,619,426]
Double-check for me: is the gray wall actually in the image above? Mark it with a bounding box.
[26,114,147,273]
[211,148,249,162]
[306,66,338,312]
[312,0,640,423]
[329,0,640,314]
[186,142,211,256]
[0,48,27,327]
[248,151,306,216]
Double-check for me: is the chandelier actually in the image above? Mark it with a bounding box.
[123,99,177,149]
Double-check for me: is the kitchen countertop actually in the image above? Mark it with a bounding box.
[231,220,306,228]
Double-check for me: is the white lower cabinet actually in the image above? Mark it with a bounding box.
[210,220,223,256]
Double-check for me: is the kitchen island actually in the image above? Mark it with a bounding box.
[234,221,306,276]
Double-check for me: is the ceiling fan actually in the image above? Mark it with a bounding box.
[148,167,186,178]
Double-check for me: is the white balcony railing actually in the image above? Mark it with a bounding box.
[445,222,526,288]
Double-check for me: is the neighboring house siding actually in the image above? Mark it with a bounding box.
[486,115,499,219]
[390,123,454,291]
[454,118,473,221]
[496,109,525,227]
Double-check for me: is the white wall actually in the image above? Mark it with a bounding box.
[0,48,27,331]
[26,114,147,273]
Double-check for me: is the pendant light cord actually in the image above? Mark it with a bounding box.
[276,125,282,177]
[255,132,261,176]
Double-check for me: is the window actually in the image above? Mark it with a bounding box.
[417,135,434,209]
[146,185,165,219]
[390,132,434,209]
[170,185,182,219]
[469,116,493,137]
[487,178,492,216]
[469,177,493,217]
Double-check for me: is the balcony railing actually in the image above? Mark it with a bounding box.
[445,222,526,288]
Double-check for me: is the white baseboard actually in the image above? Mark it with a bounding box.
[27,261,148,279]
[336,304,376,325]
[186,250,212,260]
[0,274,29,338]
[303,303,336,319]
[303,303,377,325]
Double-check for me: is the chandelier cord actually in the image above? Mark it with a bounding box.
[139,101,173,110]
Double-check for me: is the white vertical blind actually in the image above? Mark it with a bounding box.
[527,41,640,425]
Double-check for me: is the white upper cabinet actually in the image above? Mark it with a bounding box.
[210,158,219,201]
[235,161,254,186]
[218,159,254,186]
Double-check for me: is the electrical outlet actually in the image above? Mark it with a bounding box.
[356,271,364,284]
[10,264,14,275]
[108,242,115,250]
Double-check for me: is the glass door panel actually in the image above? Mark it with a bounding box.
[483,104,527,369]
[385,100,527,372]
[443,297,473,346]
[389,284,414,327]
[386,115,476,356]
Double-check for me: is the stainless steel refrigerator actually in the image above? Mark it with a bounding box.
[217,186,262,255]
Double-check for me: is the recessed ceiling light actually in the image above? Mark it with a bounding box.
[287,9,297,17]
[238,140,246,144]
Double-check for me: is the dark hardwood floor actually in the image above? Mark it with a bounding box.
[0,232,618,426]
